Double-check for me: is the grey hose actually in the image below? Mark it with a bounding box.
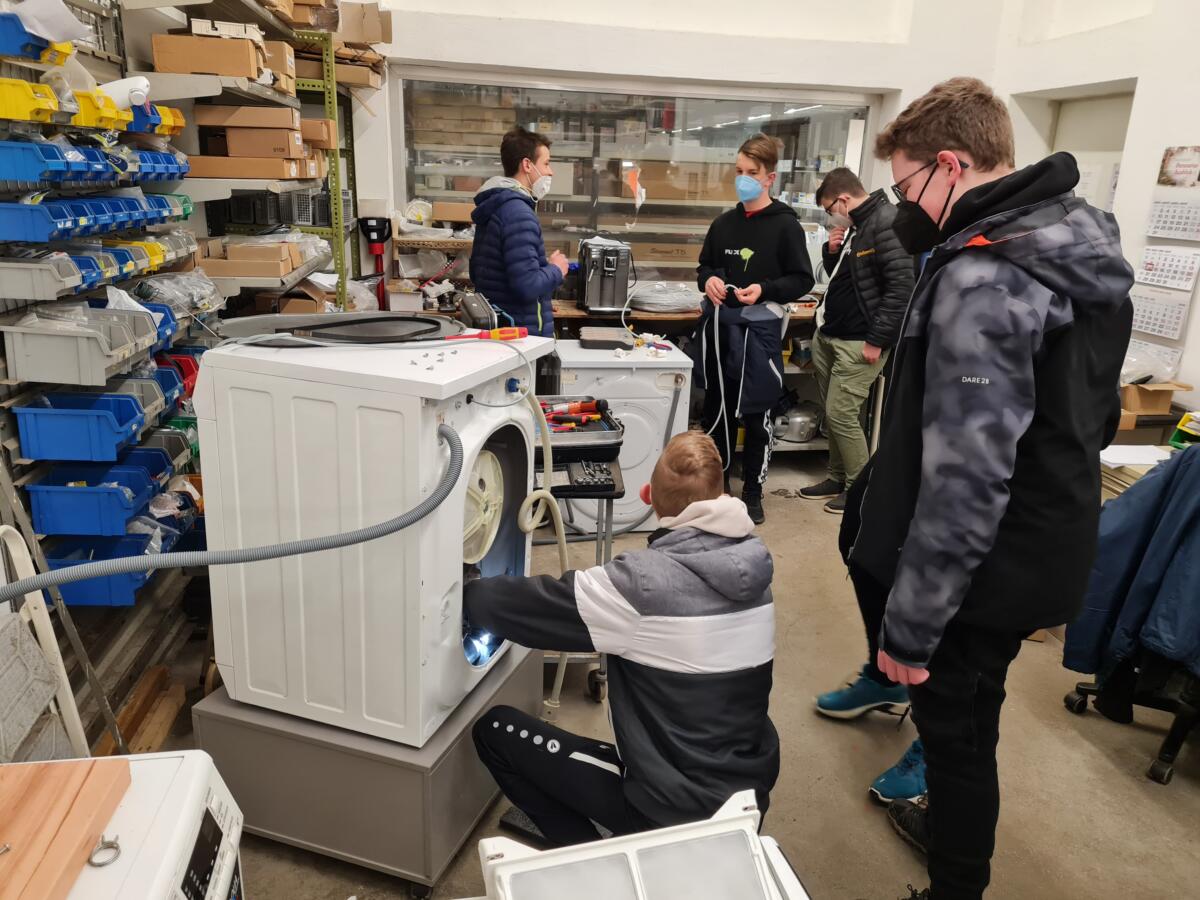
[0,425,464,606]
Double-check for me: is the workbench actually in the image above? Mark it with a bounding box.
[551,299,817,338]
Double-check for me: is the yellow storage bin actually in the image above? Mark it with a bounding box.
[155,106,186,136]
[104,238,166,271]
[40,41,74,66]
[0,77,59,123]
[72,89,132,131]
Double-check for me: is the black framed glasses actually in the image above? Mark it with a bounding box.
[890,160,936,203]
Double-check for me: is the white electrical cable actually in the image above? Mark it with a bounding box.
[704,303,732,472]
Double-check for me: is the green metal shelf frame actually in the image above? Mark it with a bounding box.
[294,29,355,306]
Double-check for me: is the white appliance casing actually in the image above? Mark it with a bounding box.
[554,341,692,532]
[194,337,555,748]
[66,750,243,900]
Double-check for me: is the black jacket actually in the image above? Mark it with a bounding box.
[820,189,914,348]
[692,200,815,415]
[841,153,1134,666]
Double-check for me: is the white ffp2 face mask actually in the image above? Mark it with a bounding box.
[529,162,552,201]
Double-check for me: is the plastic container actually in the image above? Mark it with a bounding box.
[142,427,192,470]
[13,392,145,461]
[92,375,165,426]
[175,515,205,552]
[44,535,152,606]
[0,139,71,187]
[0,13,70,65]
[149,365,184,415]
[119,446,174,488]
[0,255,82,300]
[0,77,59,124]
[68,255,104,291]
[27,463,157,536]
[70,89,131,131]
[156,106,185,136]
[129,105,163,134]
[0,304,157,385]
[157,353,199,397]
[138,302,178,351]
[166,415,200,457]
[0,201,77,240]
[69,147,113,183]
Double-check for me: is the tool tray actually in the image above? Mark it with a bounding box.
[533,394,624,464]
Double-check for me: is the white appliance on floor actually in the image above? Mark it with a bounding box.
[195,319,556,748]
[67,750,244,900]
[456,791,811,900]
[554,341,691,532]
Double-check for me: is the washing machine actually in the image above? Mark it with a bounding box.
[194,314,556,748]
[554,340,691,532]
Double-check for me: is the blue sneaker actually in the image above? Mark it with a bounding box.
[870,740,926,805]
[815,669,909,719]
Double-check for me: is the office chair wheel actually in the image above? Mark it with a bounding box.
[1147,759,1174,785]
[1064,691,1088,715]
[587,668,607,703]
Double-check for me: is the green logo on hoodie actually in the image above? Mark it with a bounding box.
[739,247,754,270]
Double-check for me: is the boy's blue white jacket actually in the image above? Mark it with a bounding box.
[464,494,780,827]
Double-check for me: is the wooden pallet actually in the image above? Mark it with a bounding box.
[92,666,185,757]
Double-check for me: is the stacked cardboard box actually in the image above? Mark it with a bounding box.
[200,237,307,278]
[290,2,389,90]
[190,106,316,180]
[264,40,296,97]
[153,33,265,79]
[409,101,517,147]
[282,0,340,30]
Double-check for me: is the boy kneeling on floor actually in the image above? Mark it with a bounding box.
[466,430,780,846]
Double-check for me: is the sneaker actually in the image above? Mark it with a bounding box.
[888,796,930,856]
[743,493,765,525]
[815,671,908,720]
[824,492,848,515]
[799,477,844,499]
[900,885,931,899]
[869,739,926,804]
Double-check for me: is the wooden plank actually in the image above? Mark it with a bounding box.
[0,760,92,900]
[36,758,129,900]
[128,682,185,754]
[91,666,168,757]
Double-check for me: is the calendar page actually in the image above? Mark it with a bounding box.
[1147,199,1200,241]
[1135,247,1200,291]
[1130,285,1191,340]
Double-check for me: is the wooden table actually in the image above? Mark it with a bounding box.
[551,300,817,337]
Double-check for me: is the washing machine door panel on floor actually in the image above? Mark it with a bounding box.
[195,334,555,748]
[555,342,692,532]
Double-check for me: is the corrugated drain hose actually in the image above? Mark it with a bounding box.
[0,424,464,606]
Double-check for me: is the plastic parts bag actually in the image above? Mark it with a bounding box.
[100,482,137,503]
[344,278,378,311]
[132,271,224,313]
[127,515,180,554]
[629,281,702,313]
[1122,344,1181,384]
[148,492,184,519]
[105,285,163,328]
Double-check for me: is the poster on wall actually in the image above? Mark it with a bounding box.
[1157,146,1200,188]
[1130,285,1191,340]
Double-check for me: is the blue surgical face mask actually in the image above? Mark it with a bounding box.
[735,174,765,204]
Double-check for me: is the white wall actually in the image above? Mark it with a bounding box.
[1053,95,1134,153]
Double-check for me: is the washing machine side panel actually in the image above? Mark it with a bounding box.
[207,367,427,745]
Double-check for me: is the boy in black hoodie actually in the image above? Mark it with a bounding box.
[845,78,1133,899]
[695,133,815,524]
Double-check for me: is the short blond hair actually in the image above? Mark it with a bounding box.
[651,431,724,518]
[874,77,1015,171]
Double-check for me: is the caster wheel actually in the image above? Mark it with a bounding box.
[1064,692,1087,715]
[1147,759,1174,785]
[409,884,432,899]
[587,670,607,703]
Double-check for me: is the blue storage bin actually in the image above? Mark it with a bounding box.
[141,302,177,350]
[27,463,157,536]
[61,199,108,235]
[0,139,70,184]
[135,150,164,180]
[145,195,172,222]
[0,12,49,61]
[72,147,112,182]
[0,202,77,240]
[14,392,145,461]
[175,515,206,553]
[119,446,174,488]
[129,105,163,134]
[102,245,138,277]
[150,365,184,414]
[44,535,152,606]
[69,255,104,291]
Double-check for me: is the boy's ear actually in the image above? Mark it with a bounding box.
[639,483,652,506]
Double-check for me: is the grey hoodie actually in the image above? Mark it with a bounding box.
[464,494,780,826]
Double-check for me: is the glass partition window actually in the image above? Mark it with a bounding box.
[404,79,868,281]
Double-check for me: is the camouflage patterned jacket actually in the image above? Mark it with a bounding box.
[846,173,1134,667]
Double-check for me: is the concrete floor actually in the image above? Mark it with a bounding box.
[183,454,1200,899]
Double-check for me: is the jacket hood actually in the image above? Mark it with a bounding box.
[849,189,889,225]
[473,176,533,227]
[651,497,773,603]
[736,198,798,219]
[940,153,1133,314]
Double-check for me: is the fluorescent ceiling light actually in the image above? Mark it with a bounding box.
[687,125,704,131]
[785,105,821,114]
[748,114,771,121]
[715,120,740,128]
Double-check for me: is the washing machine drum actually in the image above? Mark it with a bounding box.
[773,401,822,444]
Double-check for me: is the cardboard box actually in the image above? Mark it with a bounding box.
[287,5,316,25]
[1120,381,1194,415]
[225,128,306,159]
[294,57,382,88]
[315,151,329,178]
[262,0,294,19]
[203,133,228,155]
[274,73,296,96]
[301,117,337,149]
[190,19,266,47]
[302,158,319,178]
[227,242,291,263]
[1118,409,1138,431]
[187,156,303,179]
[432,201,474,223]
[152,35,264,78]
[336,1,392,44]
[264,40,295,76]
[202,257,291,277]
[193,104,301,129]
